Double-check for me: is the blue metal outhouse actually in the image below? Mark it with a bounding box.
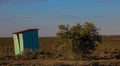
[13,29,39,55]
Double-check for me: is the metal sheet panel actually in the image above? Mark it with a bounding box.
[23,30,39,50]
[19,34,24,54]
[13,34,20,55]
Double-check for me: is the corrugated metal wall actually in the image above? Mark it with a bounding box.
[23,30,39,50]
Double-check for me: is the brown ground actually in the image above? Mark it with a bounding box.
[0,59,120,66]
[0,36,120,66]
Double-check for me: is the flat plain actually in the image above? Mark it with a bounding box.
[0,36,120,66]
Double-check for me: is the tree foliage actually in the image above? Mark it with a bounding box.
[56,22,102,58]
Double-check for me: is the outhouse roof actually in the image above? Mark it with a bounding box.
[13,29,39,34]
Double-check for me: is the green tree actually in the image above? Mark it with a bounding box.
[56,22,102,59]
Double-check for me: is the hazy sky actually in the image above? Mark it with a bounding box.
[0,0,120,37]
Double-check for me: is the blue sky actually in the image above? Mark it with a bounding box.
[0,0,120,37]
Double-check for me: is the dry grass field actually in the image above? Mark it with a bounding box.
[0,36,120,65]
[0,59,120,66]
